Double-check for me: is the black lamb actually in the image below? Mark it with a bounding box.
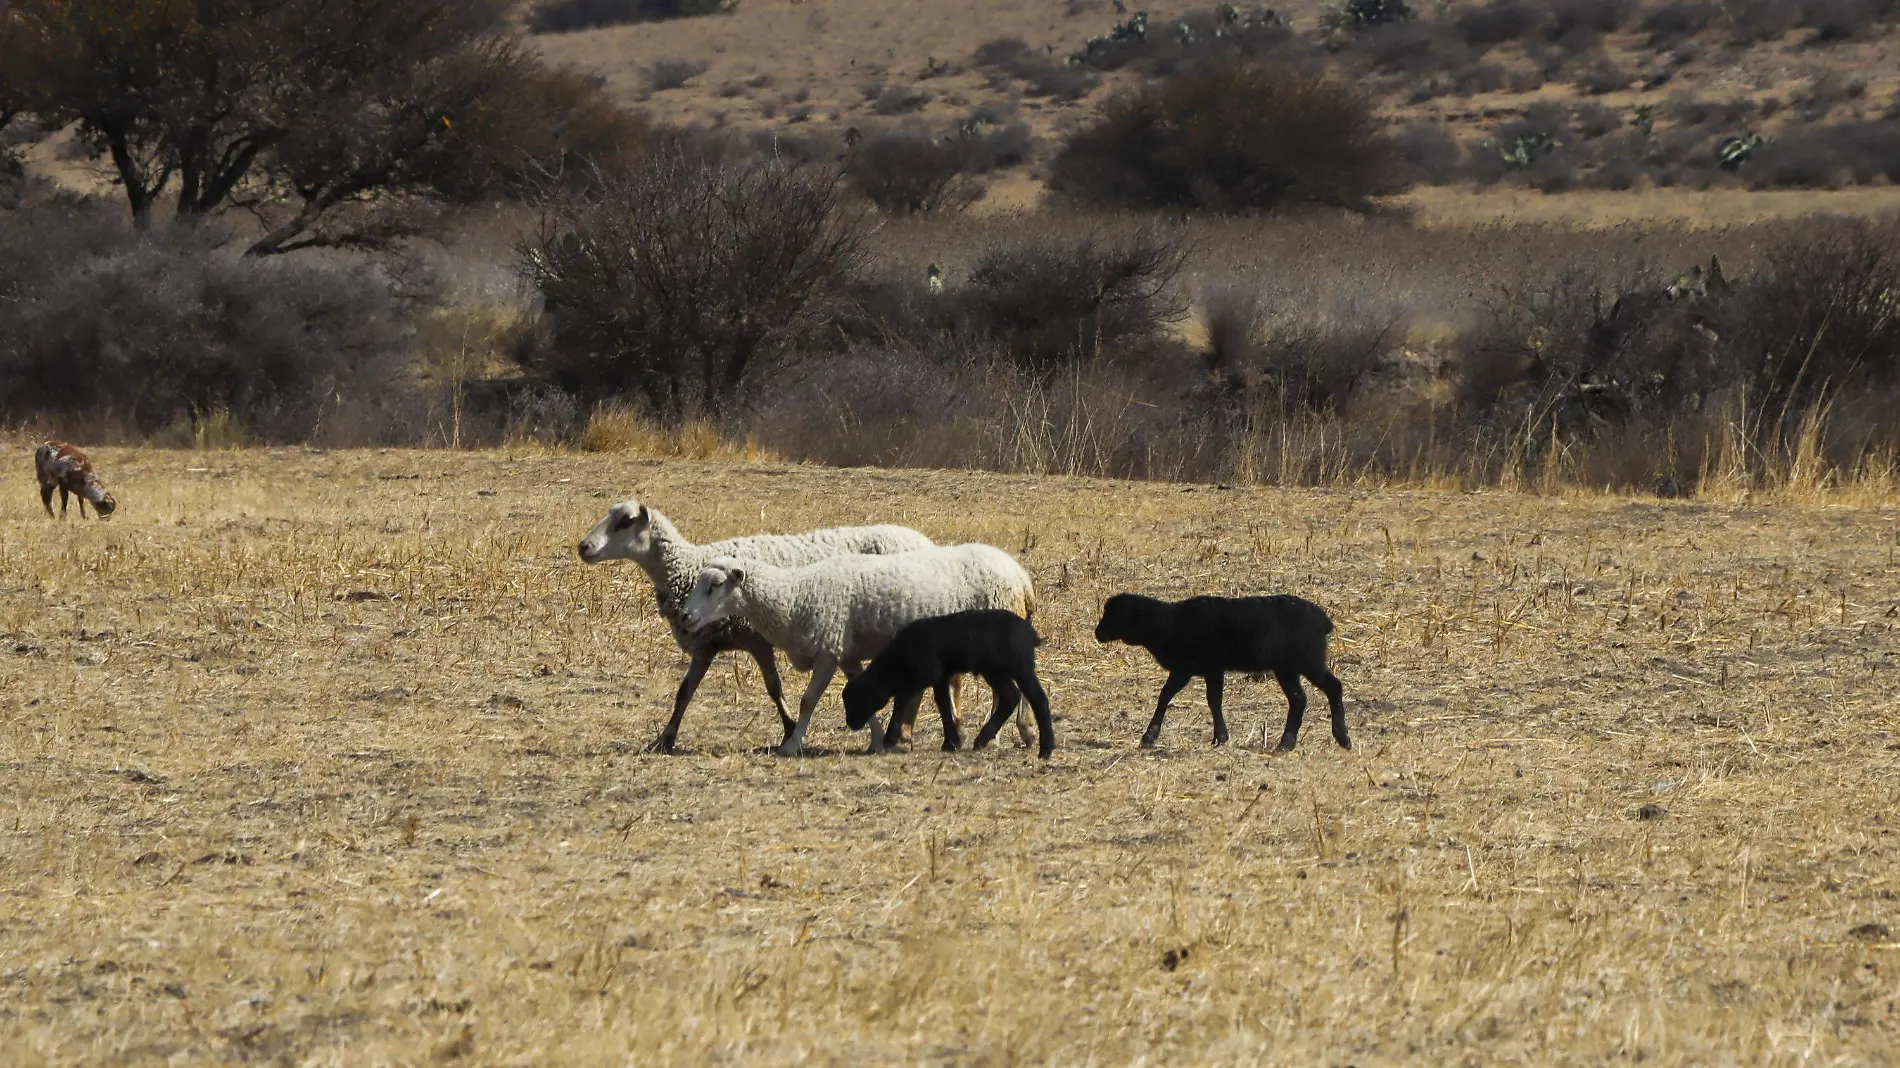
[842,609,1056,759]
[1093,592,1350,751]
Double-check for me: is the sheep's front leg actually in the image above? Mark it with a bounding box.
[1206,672,1230,747]
[650,649,716,754]
[779,655,838,757]
[742,639,797,743]
[40,483,55,517]
[1140,671,1194,748]
[888,690,925,750]
[1272,667,1308,751]
[58,485,70,518]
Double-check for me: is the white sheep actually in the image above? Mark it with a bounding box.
[577,499,935,752]
[678,544,1038,756]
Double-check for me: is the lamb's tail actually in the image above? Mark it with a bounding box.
[1020,580,1039,623]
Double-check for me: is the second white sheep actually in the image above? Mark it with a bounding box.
[679,544,1037,756]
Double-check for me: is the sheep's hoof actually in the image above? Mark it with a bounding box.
[1334,732,1353,750]
[1138,735,1159,749]
[644,734,679,755]
[1275,738,1298,753]
[1212,732,1230,747]
[774,744,804,758]
[941,736,962,753]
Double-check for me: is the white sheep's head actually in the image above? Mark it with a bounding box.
[679,557,749,633]
[577,499,656,564]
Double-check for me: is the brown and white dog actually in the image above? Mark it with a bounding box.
[35,441,116,519]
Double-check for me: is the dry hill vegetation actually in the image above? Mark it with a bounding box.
[2,452,1898,1063]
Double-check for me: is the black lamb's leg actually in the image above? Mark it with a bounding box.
[932,680,962,751]
[1020,671,1056,760]
[652,648,715,754]
[1141,671,1194,749]
[1272,666,1308,751]
[972,678,1021,752]
[1311,668,1350,749]
[1206,672,1230,747]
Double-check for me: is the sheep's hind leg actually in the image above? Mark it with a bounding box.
[1310,668,1350,749]
[58,486,70,518]
[779,656,837,757]
[1206,672,1230,747]
[1020,672,1056,759]
[650,649,716,754]
[742,639,797,745]
[1140,671,1194,748]
[1271,667,1308,751]
[1010,669,1033,747]
[971,679,1021,752]
[932,681,962,751]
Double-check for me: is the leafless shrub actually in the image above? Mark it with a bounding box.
[844,132,983,216]
[646,58,710,92]
[1726,0,1803,41]
[1393,122,1465,183]
[974,36,1099,100]
[1049,61,1408,213]
[1639,0,1721,49]
[872,84,934,115]
[1453,0,1541,47]
[1573,59,1634,96]
[515,151,868,419]
[1725,218,1900,424]
[958,227,1191,373]
[1798,0,1898,41]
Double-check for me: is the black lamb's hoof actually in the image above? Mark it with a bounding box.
[644,734,679,755]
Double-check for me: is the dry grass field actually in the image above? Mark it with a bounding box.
[4,447,1899,1064]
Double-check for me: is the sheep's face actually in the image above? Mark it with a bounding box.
[577,500,652,563]
[92,492,116,518]
[1094,594,1142,645]
[841,672,893,731]
[680,560,747,632]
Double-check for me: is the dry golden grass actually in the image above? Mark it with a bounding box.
[4,447,1899,1064]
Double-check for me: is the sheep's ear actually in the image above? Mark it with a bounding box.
[636,504,650,525]
[727,566,746,587]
